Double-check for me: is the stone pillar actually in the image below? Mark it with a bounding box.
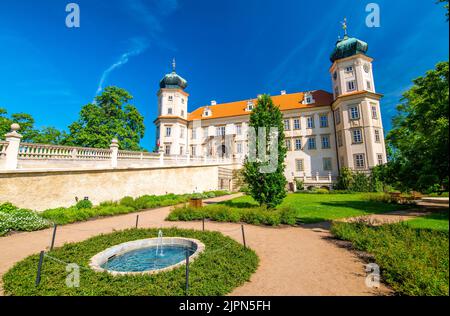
[316,171,319,182]
[159,147,164,166]
[4,123,23,170]
[110,139,119,168]
[328,172,332,182]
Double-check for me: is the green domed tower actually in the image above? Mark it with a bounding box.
[329,19,387,173]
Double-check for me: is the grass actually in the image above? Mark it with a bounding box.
[219,193,408,224]
[331,222,449,296]
[406,211,449,231]
[2,228,259,296]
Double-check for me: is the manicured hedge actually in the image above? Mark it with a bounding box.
[3,228,259,296]
[331,222,449,296]
[167,204,297,226]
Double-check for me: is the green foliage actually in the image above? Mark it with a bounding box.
[295,179,304,191]
[385,61,449,192]
[167,203,297,226]
[2,228,259,296]
[331,222,449,296]
[335,167,354,191]
[75,199,93,209]
[0,108,65,144]
[63,87,145,151]
[0,203,51,236]
[242,94,287,209]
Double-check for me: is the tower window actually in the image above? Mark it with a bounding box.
[335,86,339,97]
[354,154,366,169]
[352,129,363,144]
[167,108,173,115]
[165,145,171,155]
[349,106,360,120]
[345,66,353,73]
[181,98,185,104]
[346,80,356,92]
[366,80,372,91]
[180,127,184,138]
[181,110,185,117]
[337,131,343,147]
[165,127,172,137]
[168,96,173,101]
[371,105,378,119]
[377,154,384,165]
[335,109,341,125]
[374,129,381,142]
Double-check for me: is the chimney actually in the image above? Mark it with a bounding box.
[211,100,217,106]
[280,90,286,95]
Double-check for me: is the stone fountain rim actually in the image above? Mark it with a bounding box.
[89,237,205,276]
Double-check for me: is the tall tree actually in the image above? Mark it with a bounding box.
[242,94,287,208]
[386,61,449,191]
[64,86,145,150]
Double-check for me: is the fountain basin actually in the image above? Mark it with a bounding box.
[89,237,205,276]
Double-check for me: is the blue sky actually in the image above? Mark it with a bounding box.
[0,0,448,150]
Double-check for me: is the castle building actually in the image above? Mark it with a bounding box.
[154,32,387,189]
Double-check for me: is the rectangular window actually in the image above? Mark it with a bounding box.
[349,105,360,120]
[345,66,353,73]
[180,127,184,138]
[366,80,372,91]
[237,143,243,154]
[191,146,196,157]
[321,135,331,149]
[307,116,315,129]
[236,124,242,135]
[377,154,384,165]
[165,145,171,155]
[295,159,304,172]
[179,146,184,155]
[293,118,301,130]
[354,153,366,169]
[167,108,173,115]
[192,129,196,139]
[285,139,292,151]
[374,129,381,143]
[320,114,329,128]
[308,137,316,150]
[371,105,378,119]
[337,131,343,147]
[352,129,363,143]
[323,158,332,171]
[165,127,172,137]
[168,96,173,101]
[294,138,302,151]
[216,126,226,136]
[181,110,185,117]
[284,119,291,131]
[347,80,356,92]
[335,109,341,125]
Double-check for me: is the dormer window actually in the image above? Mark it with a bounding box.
[246,101,254,111]
[303,92,315,105]
[202,107,211,117]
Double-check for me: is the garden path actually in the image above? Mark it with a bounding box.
[0,194,391,296]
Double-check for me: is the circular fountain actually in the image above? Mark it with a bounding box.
[89,231,205,276]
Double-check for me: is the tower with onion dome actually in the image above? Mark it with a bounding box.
[155,59,189,156]
[330,18,387,172]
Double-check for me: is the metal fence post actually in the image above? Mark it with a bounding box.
[241,224,247,248]
[202,217,205,231]
[135,215,140,229]
[50,224,58,251]
[185,249,190,296]
[35,251,45,286]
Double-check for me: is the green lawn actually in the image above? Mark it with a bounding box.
[220,193,407,223]
[407,211,449,231]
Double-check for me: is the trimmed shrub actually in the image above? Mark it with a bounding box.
[119,196,136,209]
[76,199,93,210]
[0,204,51,236]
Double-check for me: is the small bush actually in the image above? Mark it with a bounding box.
[76,199,93,209]
[119,196,136,209]
[0,204,51,236]
[295,179,305,191]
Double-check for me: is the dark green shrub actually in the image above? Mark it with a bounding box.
[279,206,297,225]
[76,199,93,209]
[119,196,136,209]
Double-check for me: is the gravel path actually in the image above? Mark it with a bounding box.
[0,194,391,296]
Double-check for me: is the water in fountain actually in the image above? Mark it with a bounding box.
[155,230,164,256]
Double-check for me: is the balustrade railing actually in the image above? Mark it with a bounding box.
[0,141,8,158]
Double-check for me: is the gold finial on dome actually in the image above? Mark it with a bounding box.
[172,58,176,72]
[341,17,348,36]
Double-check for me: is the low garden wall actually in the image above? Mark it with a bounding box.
[0,164,224,211]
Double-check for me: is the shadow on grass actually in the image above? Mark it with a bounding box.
[318,201,409,214]
[218,201,258,208]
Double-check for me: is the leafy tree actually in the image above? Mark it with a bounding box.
[33,127,68,144]
[242,94,287,208]
[335,167,354,191]
[437,0,449,20]
[63,86,145,150]
[386,61,449,192]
